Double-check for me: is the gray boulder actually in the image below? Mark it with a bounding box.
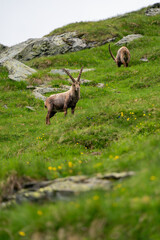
[0,38,39,64]
[145,3,160,16]
[0,43,7,54]
[115,34,143,46]
[145,8,160,16]
[50,68,95,75]
[0,32,116,63]
[1,171,134,206]
[2,59,36,81]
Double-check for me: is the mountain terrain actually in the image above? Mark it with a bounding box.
[0,3,160,240]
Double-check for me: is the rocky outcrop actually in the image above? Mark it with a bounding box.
[115,34,143,46]
[1,171,134,207]
[0,33,116,63]
[50,68,95,75]
[0,43,7,54]
[145,3,160,16]
[0,38,38,64]
[3,59,36,81]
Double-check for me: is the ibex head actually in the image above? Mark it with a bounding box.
[62,67,83,92]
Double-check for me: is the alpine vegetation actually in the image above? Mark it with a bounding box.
[45,67,83,125]
[109,44,130,67]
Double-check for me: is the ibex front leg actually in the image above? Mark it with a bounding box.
[64,106,67,117]
[71,106,76,115]
[64,97,69,117]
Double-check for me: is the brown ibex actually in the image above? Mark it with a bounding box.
[45,67,83,125]
[109,44,130,67]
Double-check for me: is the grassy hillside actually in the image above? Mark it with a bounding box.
[0,6,160,240]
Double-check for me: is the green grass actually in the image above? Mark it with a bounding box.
[1,6,160,240]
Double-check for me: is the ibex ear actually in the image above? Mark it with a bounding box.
[62,68,76,83]
[77,67,83,82]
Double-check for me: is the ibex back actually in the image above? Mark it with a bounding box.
[45,67,83,125]
[109,44,130,67]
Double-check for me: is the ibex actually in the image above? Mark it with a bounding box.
[109,44,130,67]
[45,67,83,125]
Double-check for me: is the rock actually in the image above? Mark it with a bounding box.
[97,83,105,88]
[50,68,95,75]
[0,32,108,62]
[34,86,62,94]
[33,85,68,101]
[0,43,8,54]
[145,8,160,16]
[0,38,39,64]
[26,85,36,89]
[115,34,143,46]
[3,105,8,109]
[140,57,148,62]
[2,59,36,81]
[68,78,92,84]
[1,171,134,206]
[145,3,160,16]
[0,33,115,63]
[26,106,35,111]
[33,91,46,102]
[60,85,70,90]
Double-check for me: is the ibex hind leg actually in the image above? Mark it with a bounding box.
[46,111,56,125]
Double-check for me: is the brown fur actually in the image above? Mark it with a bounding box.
[45,67,83,125]
[109,44,130,67]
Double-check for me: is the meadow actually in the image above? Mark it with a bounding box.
[0,6,160,240]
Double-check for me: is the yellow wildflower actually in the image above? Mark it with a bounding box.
[135,118,136,120]
[81,152,83,155]
[143,114,146,116]
[19,231,26,237]
[93,195,99,201]
[37,210,43,216]
[150,176,156,181]
[79,160,82,164]
[121,112,124,117]
[58,166,62,170]
[114,155,119,160]
[68,162,73,168]
[127,118,130,121]
[48,166,52,171]
[52,167,57,171]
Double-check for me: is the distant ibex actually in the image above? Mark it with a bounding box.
[109,44,130,67]
[45,67,83,125]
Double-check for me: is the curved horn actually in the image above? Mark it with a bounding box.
[77,67,83,82]
[62,68,76,82]
[108,44,116,62]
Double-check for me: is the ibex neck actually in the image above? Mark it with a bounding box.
[71,86,80,99]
